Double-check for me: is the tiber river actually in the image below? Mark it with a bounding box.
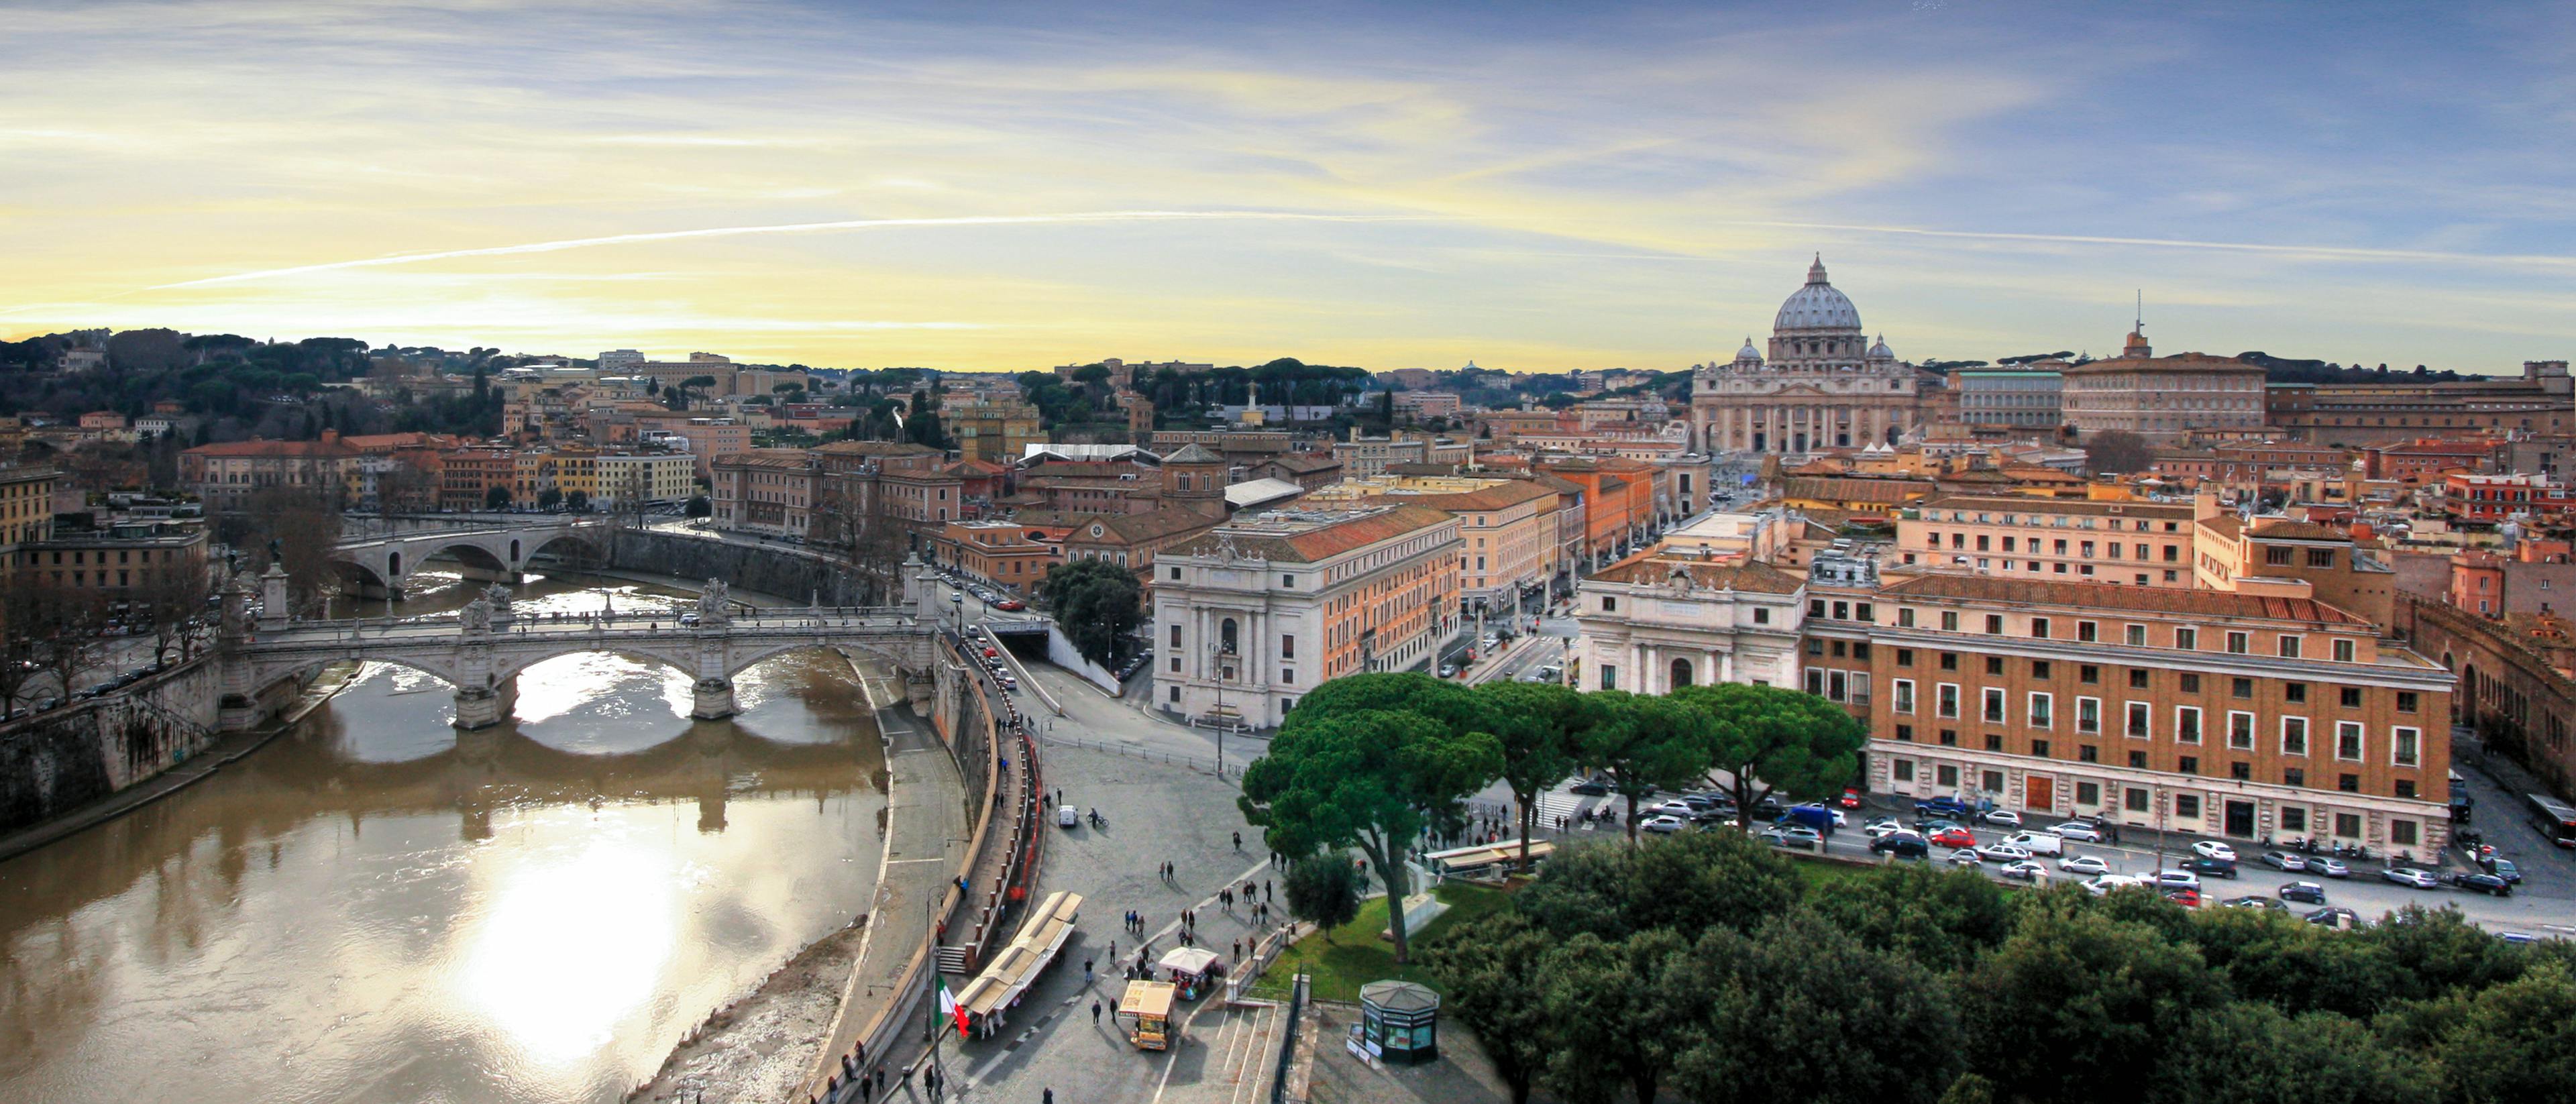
[0,569,889,1104]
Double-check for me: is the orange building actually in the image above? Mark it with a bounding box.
[934,520,1068,592]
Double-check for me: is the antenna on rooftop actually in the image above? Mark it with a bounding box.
[2135,290,2144,334]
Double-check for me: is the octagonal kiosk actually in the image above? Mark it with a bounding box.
[1352,979,1440,1066]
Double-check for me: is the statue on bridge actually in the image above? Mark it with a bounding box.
[482,582,514,618]
[698,579,731,624]
[460,596,493,633]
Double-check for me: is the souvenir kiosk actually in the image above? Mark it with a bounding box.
[1351,979,1440,1066]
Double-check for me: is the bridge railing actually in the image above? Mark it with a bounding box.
[255,606,925,641]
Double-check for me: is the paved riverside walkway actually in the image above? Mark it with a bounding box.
[808,698,973,1101]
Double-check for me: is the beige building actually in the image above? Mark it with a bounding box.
[2059,329,2266,444]
[710,450,817,537]
[1152,506,1462,730]
[594,452,696,509]
[1576,553,1809,694]
[1896,495,2200,588]
[1688,258,1925,456]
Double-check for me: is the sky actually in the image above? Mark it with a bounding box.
[5,1,2575,374]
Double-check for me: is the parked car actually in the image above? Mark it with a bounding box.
[1641,814,1686,834]
[1568,775,1611,796]
[2058,855,2112,877]
[1837,788,1864,810]
[1976,844,2034,864]
[1862,818,1907,838]
[2163,887,2202,908]
[1762,825,1824,851]
[2222,895,2288,911]
[2182,856,2240,879]
[2190,840,2238,862]
[1980,810,2024,828]
[1927,826,1978,848]
[2154,869,2202,892]
[1947,848,1983,866]
[2381,867,2443,889]
[2483,857,2523,884]
[2000,861,2049,883]
[2279,881,2328,904]
[1438,663,1460,678]
[2259,850,2308,872]
[1870,832,1929,857]
[2305,857,2352,879]
[2305,907,2365,930]
[1914,797,1974,819]
[2451,872,2514,897]
[2085,874,2151,897]
[2002,831,2064,857]
[1649,800,1697,820]
[2050,822,2105,843]
[1788,803,1847,828]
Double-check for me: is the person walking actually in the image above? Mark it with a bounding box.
[1091,998,1103,1026]
[1232,830,1242,850]
[1083,957,1094,985]
[1045,1089,1055,1104]
[1264,879,1273,902]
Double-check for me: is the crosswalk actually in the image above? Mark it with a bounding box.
[1156,1000,1283,1104]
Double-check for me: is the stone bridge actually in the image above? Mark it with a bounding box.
[329,516,619,598]
[219,558,967,732]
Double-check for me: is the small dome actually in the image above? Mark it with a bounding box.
[1736,337,1761,360]
[1868,334,1894,359]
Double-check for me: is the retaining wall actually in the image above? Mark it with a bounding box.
[0,657,223,834]
[603,529,873,607]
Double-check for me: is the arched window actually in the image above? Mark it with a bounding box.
[1670,657,1693,689]
[1220,618,1240,655]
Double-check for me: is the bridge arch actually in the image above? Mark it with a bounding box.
[248,652,464,698]
[523,531,606,567]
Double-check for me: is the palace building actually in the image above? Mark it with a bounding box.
[1688,257,1927,457]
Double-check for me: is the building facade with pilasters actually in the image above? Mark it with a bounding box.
[1575,555,1807,694]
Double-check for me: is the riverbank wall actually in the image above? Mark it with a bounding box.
[603,530,875,607]
[0,656,223,836]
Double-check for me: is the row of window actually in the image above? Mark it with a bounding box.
[1923,531,2184,561]
[1888,760,2422,844]
[1890,681,2423,765]
[1890,612,2362,661]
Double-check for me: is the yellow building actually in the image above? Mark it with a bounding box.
[596,452,697,508]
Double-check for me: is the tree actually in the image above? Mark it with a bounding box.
[1281,852,1363,937]
[34,590,113,704]
[0,586,50,717]
[1670,911,1963,1104]
[1960,909,2226,1103]
[137,560,212,667]
[537,486,563,510]
[1036,559,1144,668]
[1240,690,1503,963]
[1805,861,2015,975]
[1471,680,1585,871]
[215,484,343,615]
[1674,681,1864,833]
[2428,960,2576,1104]
[484,484,511,510]
[686,494,712,518]
[1513,825,1800,944]
[2148,1001,2431,1104]
[1573,689,1715,840]
[1538,928,1693,1104]
[1421,912,1556,1104]
[2085,429,2154,475]
[565,490,588,512]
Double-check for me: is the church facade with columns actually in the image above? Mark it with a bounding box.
[1687,258,1931,457]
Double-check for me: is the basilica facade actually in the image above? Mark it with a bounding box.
[1688,258,1927,456]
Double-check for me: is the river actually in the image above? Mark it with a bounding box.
[0,569,889,1104]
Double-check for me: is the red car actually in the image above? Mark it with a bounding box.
[1928,827,1976,848]
[995,600,1026,612]
[2163,887,2202,908]
[1837,788,1864,810]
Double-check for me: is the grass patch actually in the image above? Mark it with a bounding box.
[1792,857,1880,891]
[1252,881,1510,1002]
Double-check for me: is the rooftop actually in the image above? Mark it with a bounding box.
[1172,504,1456,564]
[1880,572,2369,626]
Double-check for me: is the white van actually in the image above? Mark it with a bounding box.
[2003,831,2065,857]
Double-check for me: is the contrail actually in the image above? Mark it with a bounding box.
[154,210,1442,289]
[1713,219,2576,271]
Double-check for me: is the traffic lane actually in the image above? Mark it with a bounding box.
[2449,736,2576,901]
[1822,819,2569,934]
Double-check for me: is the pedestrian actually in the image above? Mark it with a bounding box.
[1264,879,1273,901]
[1084,957,1094,984]
[1045,1089,1055,1104]
[1108,938,1116,962]
[1233,830,1242,850]
[1092,998,1102,1025]
[877,1068,885,1095]
[1232,939,1241,960]
[860,1073,873,1103]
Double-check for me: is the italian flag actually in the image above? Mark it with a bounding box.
[937,975,969,1037]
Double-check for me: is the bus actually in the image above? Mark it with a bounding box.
[2528,793,2576,848]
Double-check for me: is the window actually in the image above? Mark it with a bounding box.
[2392,819,2418,845]
[2077,696,2101,734]
[2228,712,2255,751]
[1602,596,1616,612]
[2127,702,2150,738]
[2177,706,2202,744]
[2332,639,2355,663]
[1897,608,1915,628]
[2397,691,2419,714]
[1937,683,1960,718]
[1896,648,1914,666]
[2231,762,2252,780]
[1983,687,2006,724]
[2178,756,2199,775]
[2176,794,2201,819]
[2308,549,2337,568]
[2286,683,2307,704]
[1807,639,1825,657]
[1937,764,1960,787]
[2030,692,2053,728]
[2286,767,2306,788]
[2278,635,2302,659]
[1986,734,2004,751]
[2031,739,2051,758]
[2076,781,2101,806]
[1282,668,1295,685]
[2265,545,2293,566]
[1811,599,1827,618]
[2282,807,2307,831]
[1940,729,1957,747]
[2080,664,2100,684]
[1984,614,2003,634]
[2282,716,2310,757]
[1171,656,1183,673]
[2129,669,2150,690]
[2226,631,2249,654]
[2125,787,2150,813]
[2031,617,2051,639]
[1894,759,1915,781]
[2180,673,2200,694]
[1753,606,1770,625]
[1941,611,1960,631]
[2080,744,2098,763]
[1171,624,1183,647]
[2393,726,2420,767]
[2338,774,2359,793]
[1893,679,1915,714]
[2232,677,2253,700]
[1283,574,1295,588]
[1806,669,1826,696]
[2176,627,2198,649]
[1282,634,1295,659]
[2125,624,2147,646]
[1982,770,2005,793]
[1985,656,2004,676]
[2079,621,2099,643]
[1601,665,1617,689]
[1940,653,1958,671]
[1171,567,1182,580]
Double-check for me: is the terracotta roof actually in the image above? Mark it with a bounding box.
[714,449,817,470]
[1360,480,1560,514]
[1162,443,1225,464]
[1880,572,2369,625]
[1915,494,2194,518]
[1171,504,1456,563]
[814,440,940,457]
[1782,476,1930,504]
[1067,510,1222,544]
[2061,352,2263,374]
[1263,455,1342,474]
[2249,519,2350,542]
[182,438,358,458]
[1589,557,1803,594]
